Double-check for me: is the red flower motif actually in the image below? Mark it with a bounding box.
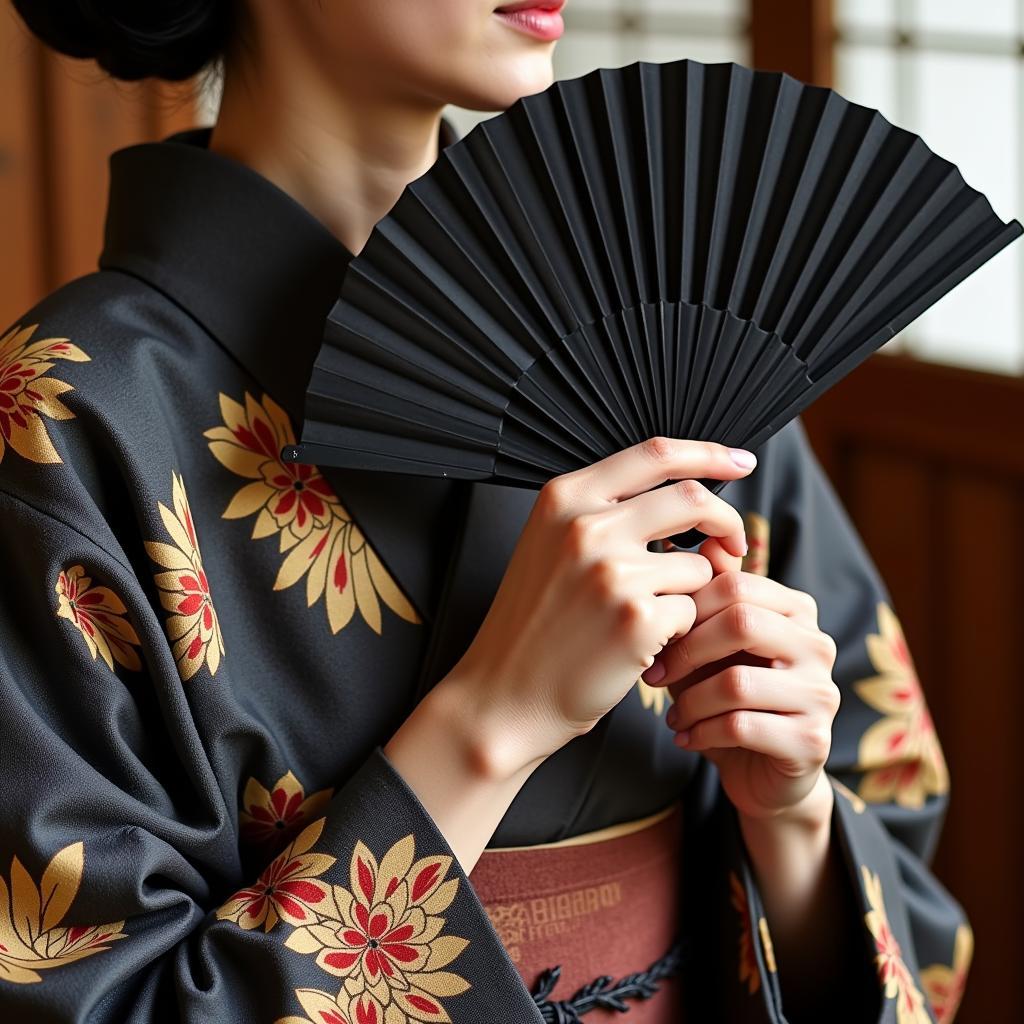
[325,905,422,981]
[55,565,142,672]
[854,602,949,809]
[205,391,421,635]
[216,819,333,933]
[0,322,89,465]
[239,770,333,849]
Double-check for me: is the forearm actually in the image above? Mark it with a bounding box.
[383,671,543,875]
[737,773,875,1022]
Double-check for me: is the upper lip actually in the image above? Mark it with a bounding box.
[495,0,565,12]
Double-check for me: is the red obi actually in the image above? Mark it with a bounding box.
[468,801,684,1021]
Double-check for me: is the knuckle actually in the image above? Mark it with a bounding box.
[564,512,600,559]
[806,724,832,762]
[721,570,749,603]
[537,476,571,516]
[819,681,841,715]
[729,602,758,641]
[816,630,838,665]
[675,478,706,507]
[724,663,752,702]
[642,435,676,463]
[725,710,749,743]
[615,595,650,633]
[588,556,624,598]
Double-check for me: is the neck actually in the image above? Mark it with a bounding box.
[208,52,443,256]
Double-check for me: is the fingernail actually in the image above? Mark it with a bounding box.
[676,730,691,746]
[642,658,666,683]
[729,448,757,469]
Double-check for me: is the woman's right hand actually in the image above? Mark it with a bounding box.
[441,436,759,779]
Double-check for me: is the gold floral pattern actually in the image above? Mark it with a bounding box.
[740,510,770,576]
[276,987,353,1024]
[219,828,472,1024]
[730,869,775,995]
[921,924,972,1023]
[830,776,867,814]
[203,392,420,635]
[55,565,142,672]
[239,770,334,850]
[854,602,949,809]
[0,840,127,984]
[636,674,672,717]
[144,471,225,681]
[862,864,932,1023]
[216,817,334,933]
[0,323,89,465]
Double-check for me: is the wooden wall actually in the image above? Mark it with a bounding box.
[0,6,198,324]
[802,355,1024,1023]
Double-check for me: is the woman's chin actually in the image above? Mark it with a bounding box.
[446,60,556,112]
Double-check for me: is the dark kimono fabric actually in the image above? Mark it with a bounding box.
[0,119,970,1024]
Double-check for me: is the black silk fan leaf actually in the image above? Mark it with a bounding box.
[282,58,1021,547]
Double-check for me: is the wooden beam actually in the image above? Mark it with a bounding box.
[750,0,834,87]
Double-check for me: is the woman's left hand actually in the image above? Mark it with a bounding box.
[643,539,841,822]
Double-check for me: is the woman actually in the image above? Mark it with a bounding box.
[0,2,969,1022]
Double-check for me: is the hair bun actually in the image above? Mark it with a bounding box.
[11,0,233,82]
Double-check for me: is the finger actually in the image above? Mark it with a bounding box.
[657,603,837,683]
[696,535,744,576]
[611,478,747,558]
[666,664,810,733]
[674,709,832,767]
[649,593,699,648]
[641,549,714,596]
[570,436,757,504]
[691,570,819,628]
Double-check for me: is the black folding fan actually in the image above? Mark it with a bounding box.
[281,59,1022,546]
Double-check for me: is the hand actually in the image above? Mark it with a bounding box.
[440,436,759,780]
[647,567,841,822]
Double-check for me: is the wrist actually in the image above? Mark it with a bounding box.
[738,771,834,835]
[428,668,546,784]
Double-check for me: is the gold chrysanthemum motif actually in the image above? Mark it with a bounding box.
[55,565,142,672]
[216,818,334,934]
[239,770,334,851]
[0,323,89,465]
[854,603,949,809]
[862,865,932,1023]
[740,511,770,576]
[0,841,127,984]
[278,833,471,1023]
[144,471,225,681]
[204,392,420,635]
[921,924,973,1023]
[730,870,763,995]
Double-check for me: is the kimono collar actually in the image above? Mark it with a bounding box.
[98,118,458,427]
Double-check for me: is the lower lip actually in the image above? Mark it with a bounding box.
[494,7,565,42]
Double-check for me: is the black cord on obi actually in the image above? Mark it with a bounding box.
[530,935,689,1021]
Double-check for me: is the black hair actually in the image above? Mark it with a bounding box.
[10,0,236,82]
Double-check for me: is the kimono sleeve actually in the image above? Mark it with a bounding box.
[0,487,543,1023]
[678,417,970,1024]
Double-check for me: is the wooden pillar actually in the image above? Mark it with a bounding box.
[750,0,834,87]
[0,7,200,325]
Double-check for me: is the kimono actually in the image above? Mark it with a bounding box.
[0,116,970,1024]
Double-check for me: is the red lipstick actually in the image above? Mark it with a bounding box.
[494,1,565,42]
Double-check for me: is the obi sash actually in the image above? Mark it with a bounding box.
[468,801,685,1021]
